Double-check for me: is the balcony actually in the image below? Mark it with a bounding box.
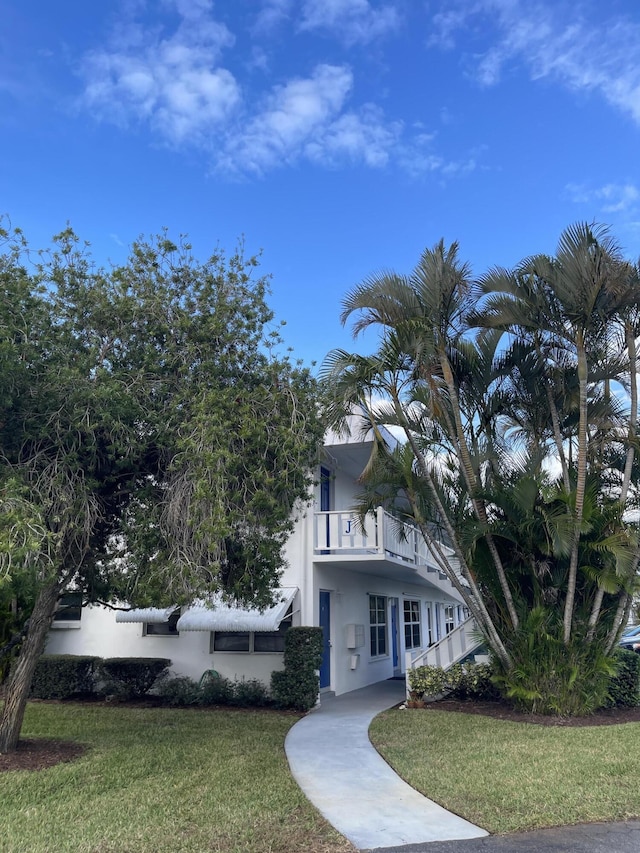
[313,507,458,593]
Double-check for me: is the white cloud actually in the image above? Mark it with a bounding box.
[566,182,640,214]
[428,0,640,126]
[78,2,474,179]
[253,0,293,35]
[305,104,402,167]
[217,64,356,174]
[81,0,240,145]
[299,0,401,45]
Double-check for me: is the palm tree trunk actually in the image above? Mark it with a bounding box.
[620,322,637,504]
[563,338,588,645]
[586,586,605,643]
[0,581,60,754]
[398,416,513,669]
[439,351,520,631]
[605,591,633,655]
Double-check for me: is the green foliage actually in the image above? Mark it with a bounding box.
[408,665,449,698]
[492,625,617,715]
[154,671,271,707]
[409,661,498,701]
[0,218,323,748]
[153,674,202,706]
[271,627,323,711]
[604,649,640,708]
[97,658,171,700]
[30,654,100,699]
[199,671,237,706]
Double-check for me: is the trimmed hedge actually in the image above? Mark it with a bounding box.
[97,657,171,700]
[271,626,323,711]
[30,655,100,699]
[605,649,640,708]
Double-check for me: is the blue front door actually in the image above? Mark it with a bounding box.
[391,600,399,669]
[319,590,331,689]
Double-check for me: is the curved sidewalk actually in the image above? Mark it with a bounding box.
[284,679,488,851]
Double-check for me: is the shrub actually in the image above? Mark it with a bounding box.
[30,655,100,699]
[408,664,449,699]
[232,678,271,707]
[409,661,499,702]
[153,674,201,706]
[271,626,323,711]
[604,649,640,708]
[97,657,171,700]
[199,670,236,706]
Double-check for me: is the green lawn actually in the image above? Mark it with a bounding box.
[370,707,640,834]
[0,703,353,853]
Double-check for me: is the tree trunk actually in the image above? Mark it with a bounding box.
[563,338,588,645]
[0,581,60,754]
[439,352,520,631]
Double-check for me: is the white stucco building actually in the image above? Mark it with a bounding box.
[46,421,466,696]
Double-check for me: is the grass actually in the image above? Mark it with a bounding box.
[0,702,353,853]
[370,707,640,834]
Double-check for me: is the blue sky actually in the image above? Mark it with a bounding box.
[2,0,640,365]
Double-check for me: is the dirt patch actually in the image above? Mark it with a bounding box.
[0,738,87,772]
[421,697,640,726]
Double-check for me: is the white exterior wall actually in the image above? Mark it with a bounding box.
[46,606,285,686]
[311,564,459,696]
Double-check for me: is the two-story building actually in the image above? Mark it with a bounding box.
[46,421,465,696]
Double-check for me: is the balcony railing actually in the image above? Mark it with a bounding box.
[313,507,442,568]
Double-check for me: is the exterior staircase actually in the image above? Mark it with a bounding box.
[404,616,486,697]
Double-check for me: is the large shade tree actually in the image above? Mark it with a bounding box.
[0,223,323,752]
[323,224,640,715]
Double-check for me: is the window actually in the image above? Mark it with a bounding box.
[212,608,293,653]
[444,604,455,635]
[213,631,250,651]
[425,603,434,646]
[369,595,387,657]
[403,600,421,649]
[145,609,180,637]
[53,592,82,622]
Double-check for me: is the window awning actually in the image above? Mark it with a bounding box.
[115,606,178,624]
[177,587,298,632]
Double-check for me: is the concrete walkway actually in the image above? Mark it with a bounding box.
[284,679,488,851]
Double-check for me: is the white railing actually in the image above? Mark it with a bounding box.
[313,507,432,565]
[404,617,483,696]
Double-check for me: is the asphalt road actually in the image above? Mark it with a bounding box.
[367,820,640,853]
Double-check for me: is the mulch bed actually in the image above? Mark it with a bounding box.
[421,697,640,726]
[0,738,86,772]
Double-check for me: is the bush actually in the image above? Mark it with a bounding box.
[199,670,236,706]
[271,626,323,711]
[604,649,640,708]
[30,655,100,699]
[97,657,171,700]
[231,678,271,707]
[408,664,449,699]
[409,661,499,702]
[153,674,201,706]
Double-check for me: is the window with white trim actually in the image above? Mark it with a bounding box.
[369,595,387,657]
[403,600,421,649]
[425,602,434,645]
[444,604,455,635]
